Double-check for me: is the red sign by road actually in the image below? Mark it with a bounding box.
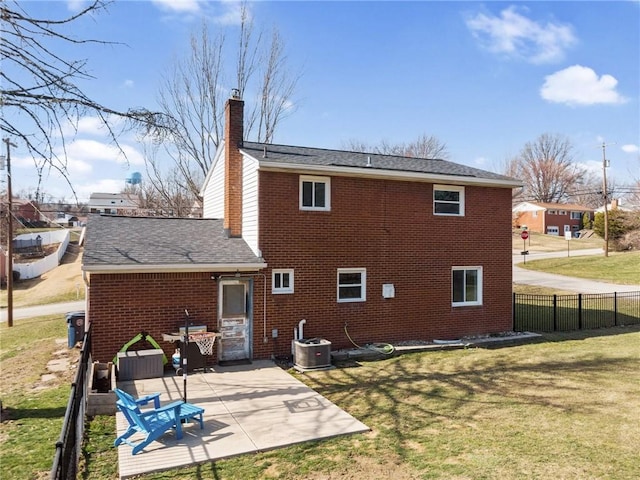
[521,230,529,240]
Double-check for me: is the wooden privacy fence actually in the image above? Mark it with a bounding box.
[513,291,640,332]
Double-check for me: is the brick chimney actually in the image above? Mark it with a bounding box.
[224,90,244,238]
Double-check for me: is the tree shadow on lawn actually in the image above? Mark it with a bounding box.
[2,405,67,421]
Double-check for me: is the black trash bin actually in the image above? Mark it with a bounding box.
[66,311,85,348]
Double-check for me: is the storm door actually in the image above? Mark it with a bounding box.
[218,279,252,362]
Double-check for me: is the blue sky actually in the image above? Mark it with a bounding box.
[7,0,640,203]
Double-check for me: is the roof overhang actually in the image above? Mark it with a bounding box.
[82,262,267,275]
[255,160,523,189]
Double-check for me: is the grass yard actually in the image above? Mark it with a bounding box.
[519,251,640,285]
[0,314,79,479]
[512,231,603,252]
[79,327,640,480]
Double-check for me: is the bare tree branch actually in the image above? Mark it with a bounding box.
[1,0,165,204]
[343,134,450,160]
[509,133,586,203]
[143,1,299,208]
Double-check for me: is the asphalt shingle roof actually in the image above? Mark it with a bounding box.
[83,215,262,271]
[241,141,517,182]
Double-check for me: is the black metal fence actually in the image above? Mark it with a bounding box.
[50,326,91,480]
[513,291,640,332]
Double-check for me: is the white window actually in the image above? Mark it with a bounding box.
[452,267,482,307]
[564,225,571,233]
[337,268,366,303]
[300,176,330,211]
[548,210,557,215]
[559,210,567,215]
[570,212,582,220]
[546,226,559,235]
[272,269,294,294]
[434,185,464,216]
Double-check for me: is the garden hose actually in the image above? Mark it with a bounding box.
[344,323,395,356]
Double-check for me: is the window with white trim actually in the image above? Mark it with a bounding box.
[434,185,464,216]
[337,268,366,302]
[570,212,582,220]
[272,269,294,294]
[300,176,330,211]
[452,267,482,307]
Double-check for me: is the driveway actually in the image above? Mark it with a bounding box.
[0,300,85,323]
[513,248,639,294]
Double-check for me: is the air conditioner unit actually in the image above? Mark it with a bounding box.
[294,339,331,369]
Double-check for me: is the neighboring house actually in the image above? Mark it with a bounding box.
[513,202,593,236]
[594,199,633,213]
[83,94,521,366]
[51,212,81,227]
[13,198,40,225]
[88,192,140,215]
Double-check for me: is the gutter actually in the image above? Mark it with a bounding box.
[82,262,268,275]
[256,161,523,189]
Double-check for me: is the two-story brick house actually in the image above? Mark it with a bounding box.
[512,202,593,236]
[83,94,521,365]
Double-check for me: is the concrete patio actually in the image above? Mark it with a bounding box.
[115,360,369,479]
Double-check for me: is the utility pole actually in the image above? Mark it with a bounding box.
[601,142,611,258]
[2,138,17,327]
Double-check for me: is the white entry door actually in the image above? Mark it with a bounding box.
[218,280,251,362]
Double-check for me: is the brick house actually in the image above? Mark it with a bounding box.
[83,94,521,366]
[512,202,593,236]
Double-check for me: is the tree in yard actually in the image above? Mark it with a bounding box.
[592,209,640,250]
[343,134,450,160]
[509,133,586,203]
[145,3,299,206]
[1,0,162,203]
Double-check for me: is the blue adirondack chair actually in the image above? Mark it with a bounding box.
[115,399,184,455]
[114,388,205,455]
[114,388,162,409]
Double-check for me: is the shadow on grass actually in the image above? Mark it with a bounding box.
[3,405,67,420]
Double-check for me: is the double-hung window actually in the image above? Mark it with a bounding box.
[434,185,464,216]
[300,176,330,211]
[272,269,294,294]
[337,268,366,302]
[452,266,482,306]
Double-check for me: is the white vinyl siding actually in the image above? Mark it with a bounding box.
[242,156,259,256]
[202,156,225,219]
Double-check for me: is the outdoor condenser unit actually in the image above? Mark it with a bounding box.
[294,338,331,369]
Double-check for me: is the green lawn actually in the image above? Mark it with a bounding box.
[519,251,640,284]
[78,327,640,480]
[0,314,78,479]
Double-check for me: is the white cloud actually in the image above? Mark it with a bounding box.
[151,0,201,14]
[465,6,576,64]
[65,139,145,168]
[621,144,639,154]
[66,0,89,12]
[540,65,627,106]
[122,79,135,89]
